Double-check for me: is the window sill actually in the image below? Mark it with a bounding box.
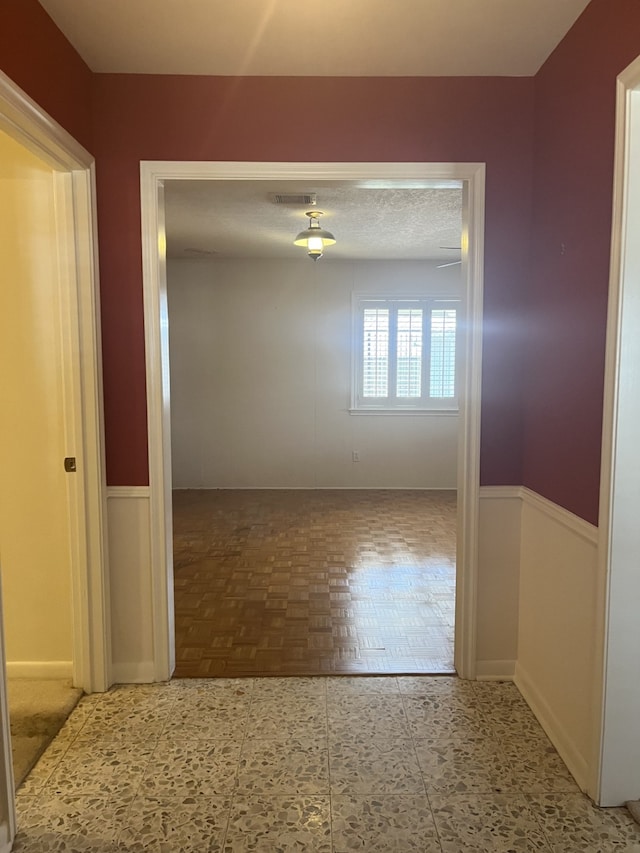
[348,408,459,416]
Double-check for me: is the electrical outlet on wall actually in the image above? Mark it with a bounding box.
[352,451,360,462]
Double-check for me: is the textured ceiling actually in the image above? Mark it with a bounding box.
[38,0,590,77]
[164,181,463,262]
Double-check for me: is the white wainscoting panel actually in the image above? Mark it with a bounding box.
[107,487,156,683]
[476,486,522,679]
[515,487,599,793]
[0,823,10,853]
[104,477,601,797]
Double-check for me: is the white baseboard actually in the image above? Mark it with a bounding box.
[110,662,158,684]
[475,659,516,680]
[6,661,72,679]
[515,661,589,792]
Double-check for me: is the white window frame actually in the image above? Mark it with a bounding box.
[351,294,460,413]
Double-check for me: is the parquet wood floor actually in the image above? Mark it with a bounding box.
[172,489,456,677]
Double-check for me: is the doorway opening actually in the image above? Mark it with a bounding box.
[162,178,463,675]
[0,70,108,843]
[140,161,485,683]
[0,127,85,788]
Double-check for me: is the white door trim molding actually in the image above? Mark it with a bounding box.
[454,168,485,679]
[0,71,91,171]
[140,160,486,683]
[594,52,640,806]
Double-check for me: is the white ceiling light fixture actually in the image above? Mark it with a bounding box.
[294,210,336,261]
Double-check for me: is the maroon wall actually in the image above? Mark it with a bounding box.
[0,3,536,493]
[4,1,640,520]
[92,74,534,485]
[0,0,92,150]
[524,0,640,524]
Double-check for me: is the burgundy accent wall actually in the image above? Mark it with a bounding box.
[92,74,534,485]
[0,0,92,150]
[524,0,640,524]
[4,2,639,518]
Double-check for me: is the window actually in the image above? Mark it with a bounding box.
[353,297,459,411]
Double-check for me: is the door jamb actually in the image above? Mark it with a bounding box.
[140,160,485,683]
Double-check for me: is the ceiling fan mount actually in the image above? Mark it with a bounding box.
[437,246,461,268]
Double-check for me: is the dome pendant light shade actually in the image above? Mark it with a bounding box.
[294,210,336,261]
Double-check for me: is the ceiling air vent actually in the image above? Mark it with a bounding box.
[269,192,317,206]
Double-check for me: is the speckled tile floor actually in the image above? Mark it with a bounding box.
[13,677,640,852]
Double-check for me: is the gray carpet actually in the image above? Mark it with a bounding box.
[8,678,83,789]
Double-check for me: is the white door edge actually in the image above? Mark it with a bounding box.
[594,52,640,806]
[52,166,112,695]
[140,160,485,683]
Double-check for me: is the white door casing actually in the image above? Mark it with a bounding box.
[139,160,486,683]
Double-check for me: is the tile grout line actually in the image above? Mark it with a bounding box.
[400,677,445,852]
[218,676,255,853]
